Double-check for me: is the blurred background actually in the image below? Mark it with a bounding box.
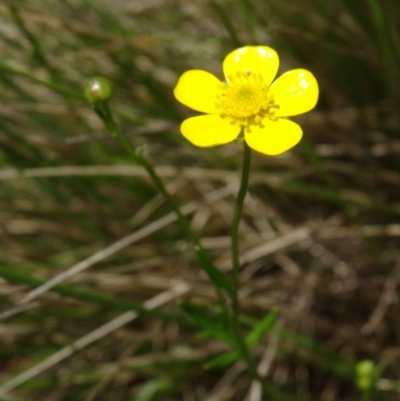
[0,0,400,400]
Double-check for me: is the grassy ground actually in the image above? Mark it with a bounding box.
[1,0,400,400]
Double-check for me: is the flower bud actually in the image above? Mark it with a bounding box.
[84,76,113,104]
[355,360,375,390]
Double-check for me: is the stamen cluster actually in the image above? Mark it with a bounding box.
[215,71,280,132]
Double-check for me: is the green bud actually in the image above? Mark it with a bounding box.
[84,76,113,104]
[355,360,375,390]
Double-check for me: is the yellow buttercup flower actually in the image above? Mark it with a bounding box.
[174,46,319,156]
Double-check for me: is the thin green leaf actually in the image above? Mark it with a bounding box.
[0,266,188,325]
[203,351,239,369]
[196,248,234,296]
[246,309,278,349]
[181,302,234,346]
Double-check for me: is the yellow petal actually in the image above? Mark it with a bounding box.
[270,69,319,117]
[245,118,302,156]
[180,115,240,147]
[174,70,221,114]
[223,46,279,86]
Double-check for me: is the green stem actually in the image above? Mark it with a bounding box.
[361,391,371,401]
[231,141,251,313]
[94,101,231,317]
[230,141,266,385]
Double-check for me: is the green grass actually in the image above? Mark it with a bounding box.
[0,0,400,400]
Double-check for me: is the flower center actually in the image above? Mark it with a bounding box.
[215,71,279,132]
